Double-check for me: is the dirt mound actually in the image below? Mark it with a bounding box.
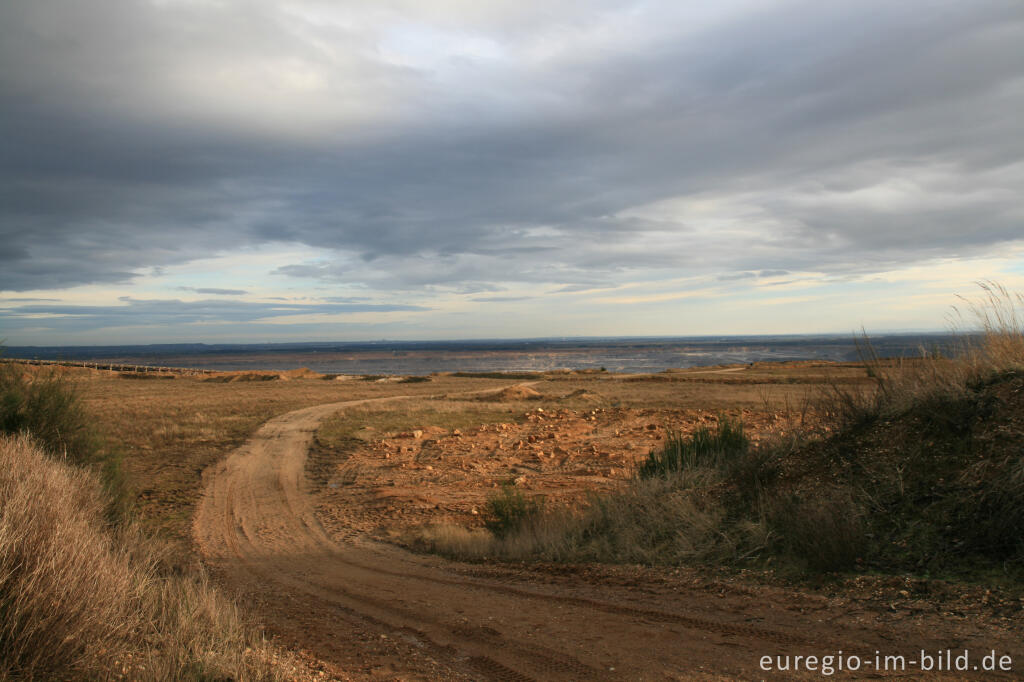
[234,373,279,382]
[478,385,543,402]
[780,370,1024,573]
[279,367,324,381]
[560,389,601,402]
[203,372,279,383]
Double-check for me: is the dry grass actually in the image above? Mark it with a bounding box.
[0,433,285,680]
[413,474,767,566]
[822,281,1024,427]
[0,433,138,677]
[317,399,529,445]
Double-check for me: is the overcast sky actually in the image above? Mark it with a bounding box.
[2,0,1023,345]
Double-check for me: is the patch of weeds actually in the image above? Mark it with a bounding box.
[484,484,544,539]
[637,418,748,478]
[767,490,867,572]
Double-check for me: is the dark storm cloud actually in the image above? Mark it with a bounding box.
[0,298,60,303]
[1,1,1022,292]
[0,297,428,333]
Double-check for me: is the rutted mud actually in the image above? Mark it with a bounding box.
[194,388,1020,680]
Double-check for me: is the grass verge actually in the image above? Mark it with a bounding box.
[0,361,294,679]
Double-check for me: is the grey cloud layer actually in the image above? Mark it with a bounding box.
[178,287,249,295]
[0,297,428,333]
[1,1,1022,293]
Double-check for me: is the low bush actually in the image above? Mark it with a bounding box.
[0,362,131,522]
[636,418,747,478]
[0,363,98,465]
[484,484,544,539]
[766,490,867,572]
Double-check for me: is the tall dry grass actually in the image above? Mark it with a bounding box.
[823,281,1024,427]
[0,433,138,676]
[0,434,285,680]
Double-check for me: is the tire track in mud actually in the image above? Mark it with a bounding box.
[193,388,931,680]
[308,542,808,646]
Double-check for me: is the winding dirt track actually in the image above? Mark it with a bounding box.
[193,392,1001,680]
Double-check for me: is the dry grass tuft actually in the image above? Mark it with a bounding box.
[823,281,1024,427]
[0,434,284,680]
[0,433,138,677]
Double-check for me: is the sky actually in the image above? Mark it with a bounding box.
[1,0,1023,345]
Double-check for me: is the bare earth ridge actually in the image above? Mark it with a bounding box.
[193,388,1020,680]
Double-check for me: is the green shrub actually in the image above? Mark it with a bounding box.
[0,362,131,522]
[0,363,98,465]
[637,418,748,478]
[484,484,544,539]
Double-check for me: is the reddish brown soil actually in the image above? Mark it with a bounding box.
[194,387,1023,680]
[312,403,799,540]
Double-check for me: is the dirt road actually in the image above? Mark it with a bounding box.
[194,393,1018,680]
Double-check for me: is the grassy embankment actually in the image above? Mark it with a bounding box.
[419,284,1024,583]
[0,363,297,680]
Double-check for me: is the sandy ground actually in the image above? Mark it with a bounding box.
[193,384,1022,680]
[309,389,803,541]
